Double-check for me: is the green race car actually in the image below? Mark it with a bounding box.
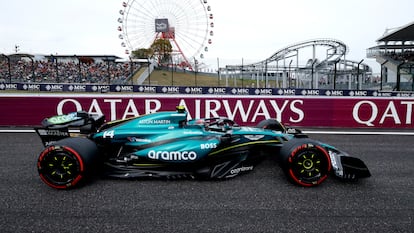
[35,106,370,189]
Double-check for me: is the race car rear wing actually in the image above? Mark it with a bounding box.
[35,111,105,147]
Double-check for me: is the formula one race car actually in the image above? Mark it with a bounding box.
[35,106,370,189]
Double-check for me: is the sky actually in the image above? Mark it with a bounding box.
[1,0,414,73]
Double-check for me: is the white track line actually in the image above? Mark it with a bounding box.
[0,129,413,135]
[302,130,414,135]
[0,129,36,133]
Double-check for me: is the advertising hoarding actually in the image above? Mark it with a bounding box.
[1,94,413,129]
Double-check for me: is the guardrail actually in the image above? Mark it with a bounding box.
[1,82,413,97]
[1,93,413,128]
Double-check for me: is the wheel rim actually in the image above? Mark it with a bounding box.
[288,146,331,186]
[38,146,83,189]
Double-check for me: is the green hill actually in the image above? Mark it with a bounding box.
[136,68,272,88]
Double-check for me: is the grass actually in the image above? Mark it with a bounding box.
[138,68,222,86]
[0,67,278,92]
[137,68,274,88]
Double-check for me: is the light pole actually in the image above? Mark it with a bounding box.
[129,56,133,85]
[194,58,198,86]
[217,57,220,86]
[106,56,111,85]
[333,59,340,89]
[288,60,293,88]
[380,60,388,91]
[147,57,151,86]
[171,56,174,86]
[311,59,317,89]
[357,59,364,90]
[241,58,244,88]
[264,59,268,88]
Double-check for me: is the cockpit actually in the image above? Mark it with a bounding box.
[187,117,239,133]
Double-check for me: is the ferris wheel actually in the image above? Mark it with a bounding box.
[117,0,214,70]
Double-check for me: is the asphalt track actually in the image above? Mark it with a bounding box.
[0,131,413,233]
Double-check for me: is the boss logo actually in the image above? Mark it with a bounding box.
[200,143,217,150]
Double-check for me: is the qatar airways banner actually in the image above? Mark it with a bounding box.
[0,94,413,128]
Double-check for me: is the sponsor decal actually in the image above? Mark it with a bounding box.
[148,150,197,161]
[138,119,171,124]
[127,137,151,143]
[244,135,265,141]
[54,98,305,123]
[349,91,368,96]
[37,129,69,137]
[200,143,217,150]
[114,85,134,92]
[208,87,227,95]
[230,166,254,175]
[68,85,86,92]
[254,88,272,95]
[352,100,414,126]
[45,84,64,91]
[162,86,180,94]
[0,83,18,90]
[277,89,296,95]
[286,128,300,134]
[23,84,41,91]
[91,85,110,92]
[47,112,78,124]
[301,89,319,96]
[328,151,340,173]
[137,86,157,93]
[325,90,344,96]
[1,94,413,128]
[231,88,250,95]
[396,92,414,97]
[185,87,203,94]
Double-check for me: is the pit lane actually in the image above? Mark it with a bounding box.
[0,131,412,232]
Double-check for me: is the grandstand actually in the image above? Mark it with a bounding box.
[0,54,138,84]
[367,21,414,91]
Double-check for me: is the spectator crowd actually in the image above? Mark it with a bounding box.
[0,58,136,84]
[386,50,414,63]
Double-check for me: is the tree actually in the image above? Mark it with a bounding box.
[131,48,153,59]
[150,39,172,64]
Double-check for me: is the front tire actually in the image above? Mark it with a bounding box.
[279,138,331,187]
[37,137,99,189]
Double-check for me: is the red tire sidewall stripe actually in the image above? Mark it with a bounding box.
[288,144,331,187]
[37,145,85,189]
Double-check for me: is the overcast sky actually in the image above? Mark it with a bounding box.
[1,0,413,73]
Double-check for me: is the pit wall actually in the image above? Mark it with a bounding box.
[1,93,413,128]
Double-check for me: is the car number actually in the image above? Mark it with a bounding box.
[103,130,115,139]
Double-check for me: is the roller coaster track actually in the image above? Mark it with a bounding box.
[267,38,347,64]
[225,38,370,73]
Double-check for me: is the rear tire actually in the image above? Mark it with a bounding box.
[279,138,331,187]
[37,137,99,189]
